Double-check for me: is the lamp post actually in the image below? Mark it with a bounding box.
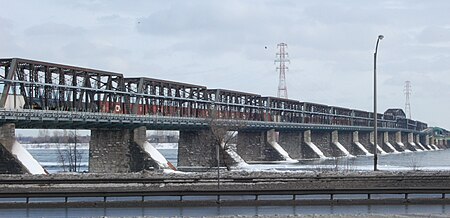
[373,34,384,171]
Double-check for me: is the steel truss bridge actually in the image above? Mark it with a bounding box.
[0,58,427,132]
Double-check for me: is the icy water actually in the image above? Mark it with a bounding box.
[27,144,450,173]
[11,145,450,217]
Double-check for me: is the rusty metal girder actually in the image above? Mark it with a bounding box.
[0,58,429,131]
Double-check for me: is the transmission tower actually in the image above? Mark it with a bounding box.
[404,81,412,119]
[275,43,290,98]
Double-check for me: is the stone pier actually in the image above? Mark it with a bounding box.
[89,127,169,173]
[236,130,284,162]
[0,124,46,174]
[401,132,416,151]
[382,132,399,153]
[178,129,242,169]
[352,131,371,156]
[0,124,25,174]
[330,131,352,157]
[310,131,344,157]
[370,132,387,154]
[408,133,424,151]
[394,131,411,152]
[336,131,354,155]
[358,131,374,154]
[416,134,429,150]
[278,131,302,159]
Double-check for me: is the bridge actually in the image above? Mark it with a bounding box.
[0,58,447,174]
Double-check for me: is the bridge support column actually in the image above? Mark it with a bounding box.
[301,130,326,158]
[331,131,353,157]
[307,131,338,157]
[236,130,285,162]
[278,131,302,159]
[382,132,399,153]
[0,124,46,174]
[370,131,387,154]
[178,130,216,169]
[417,134,429,150]
[431,136,440,150]
[352,131,371,156]
[408,133,424,151]
[401,132,416,151]
[436,138,445,149]
[358,132,374,155]
[395,132,412,152]
[178,129,245,170]
[425,135,437,150]
[336,131,353,155]
[89,127,170,173]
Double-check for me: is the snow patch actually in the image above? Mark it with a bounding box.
[267,141,296,162]
[305,141,326,159]
[375,144,387,154]
[415,142,427,151]
[430,144,440,150]
[354,142,372,156]
[396,142,412,152]
[384,142,400,153]
[221,143,249,168]
[142,141,172,169]
[332,141,354,157]
[10,141,47,174]
[409,142,424,152]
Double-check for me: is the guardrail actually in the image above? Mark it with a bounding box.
[0,187,450,206]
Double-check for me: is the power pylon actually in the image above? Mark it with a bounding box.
[275,43,290,98]
[404,81,412,119]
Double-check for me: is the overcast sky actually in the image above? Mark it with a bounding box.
[0,0,449,130]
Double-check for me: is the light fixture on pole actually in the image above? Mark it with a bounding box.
[373,34,384,171]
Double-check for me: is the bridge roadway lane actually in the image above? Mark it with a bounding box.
[1,171,450,204]
[0,109,417,132]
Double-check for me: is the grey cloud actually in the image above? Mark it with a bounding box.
[416,26,450,44]
[24,22,86,37]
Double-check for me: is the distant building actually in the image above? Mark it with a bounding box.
[384,108,406,118]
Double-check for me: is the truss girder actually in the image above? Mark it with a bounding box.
[0,58,125,113]
[0,58,428,132]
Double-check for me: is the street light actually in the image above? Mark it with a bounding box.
[373,34,384,171]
